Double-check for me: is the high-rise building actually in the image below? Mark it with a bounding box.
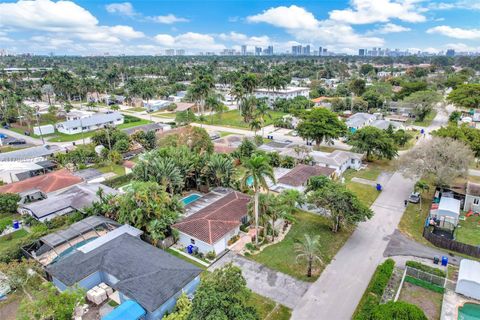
[358,49,365,56]
[267,45,273,55]
[292,45,302,56]
[176,49,185,56]
[303,45,311,55]
[446,49,455,57]
[165,49,175,56]
[255,47,262,56]
[241,45,247,55]
[322,48,327,56]
[318,47,323,56]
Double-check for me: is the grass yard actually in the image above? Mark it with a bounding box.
[249,210,352,282]
[398,187,434,245]
[398,130,421,151]
[398,282,443,320]
[218,131,236,137]
[125,107,146,112]
[0,145,28,153]
[197,110,286,129]
[152,112,176,119]
[248,292,291,320]
[456,215,480,246]
[95,164,126,176]
[313,145,339,153]
[346,182,380,207]
[165,248,207,270]
[413,110,437,127]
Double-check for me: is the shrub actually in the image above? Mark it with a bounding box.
[404,276,445,294]
[0,218,13,234]
[371,301,427,320]
[0,193,21,213]
[254,135,264,146]
[370,259,395,296]
[405,260,446,278]
[227,235,240,246]
[102,173,133,188]
[206,251,216,260]
[245,242,258,252]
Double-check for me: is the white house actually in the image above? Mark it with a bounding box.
[33,124,55,136]
[254,87,309,104]
[370,119,404,131]
[65,110,95,121]
[144,100,172,112]
[456,259,480,300]
[464,182,480,213]
[430,196,461,226]
[56,112,124,135]
[346,113,376,132]
[172,190,250,255]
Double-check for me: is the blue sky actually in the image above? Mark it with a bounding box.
[0,0,479,55]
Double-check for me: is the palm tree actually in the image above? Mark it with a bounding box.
[230,82,245,114]
[204,94,223,124]
[295,234,323,278]
[206,154,234,187]
[249,118,262,135]
[241,155,276,245]
[255,100,271,136]
[240,96,258,123]
[414,180,430,210]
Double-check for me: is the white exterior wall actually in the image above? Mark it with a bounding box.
[33,125,55,136]
[456,280,480,300]
[254,89,309,104]
[464,195,480,212]
[57,118,124,135]
[176,226,240,255]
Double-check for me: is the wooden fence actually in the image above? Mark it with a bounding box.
[423,228,480,258]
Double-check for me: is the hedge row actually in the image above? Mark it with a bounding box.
[406,260,446,278]
[353,259,395,320]
[102,173,133,189]
[404,276,445,294]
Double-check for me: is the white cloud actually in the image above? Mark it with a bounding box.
[329,0,426,24]
[368,23,411,34]
[429,1,480,11]
[154,32,225,50]
[444,43,480,52]
[218,32,271,46]
[148,14,189,24]
[105,2,135,16]
[247,5,384,50]
[0,0,145,46]
[427,25,480,40]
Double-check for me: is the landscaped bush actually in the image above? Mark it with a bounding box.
[404,275,445,294]
[370,301,427,320]
[228,235,240,246]
[0,218,13,234]
[123,115,143,123]
[102,173,133,188]
[0,193,21,213]
[206,251,216,260]
[353,259,395,320]
[406,260,446,278]
[245,242,258,252]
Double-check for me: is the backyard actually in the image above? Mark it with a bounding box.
[249,210,352,282]
[456,215,480,246]
[248,292,291,320]
[197,110,286,129]
[398,282,443,320]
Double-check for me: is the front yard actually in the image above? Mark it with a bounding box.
[248,292,291,320]
[412,110,437,127]
[398,187,434,245]
[197,110,286,129]
[456,215,480,246]
[249,210,352,282]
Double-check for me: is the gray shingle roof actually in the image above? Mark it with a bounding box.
[0,145,60,162]
[46,233,201,312]
[123,123,168,135]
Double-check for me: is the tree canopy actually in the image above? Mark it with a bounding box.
[296,108,347,147]
[348,126,398,161]
[370,301,427,320]
[447,84,480,109]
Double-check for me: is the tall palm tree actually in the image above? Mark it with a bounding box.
[255,100,271,136]
[230,82,245,114]
[206,154,234,187]
[249,117,262,135]
[295,234,323,278]
[241,155,276,245]
[204,94,223,124]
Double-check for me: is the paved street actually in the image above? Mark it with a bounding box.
[209,251,310,309]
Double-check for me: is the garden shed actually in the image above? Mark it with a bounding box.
[456,259,480,300]
[431,197,461,225]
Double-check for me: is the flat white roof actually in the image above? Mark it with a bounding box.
[255,87,309,94]
[438,197,461,216]
[458,259,480,285]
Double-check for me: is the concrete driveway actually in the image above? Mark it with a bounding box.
[209,251,310,309]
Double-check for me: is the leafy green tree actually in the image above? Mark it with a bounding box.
[91,127,129,151]
[163,293,192,320]
[447,84,480,109]
[0,193,21,213]
[234,139,257,159]
[395,81,428,100]
[449,111,462,123]
[390,129,413,147]
[175,110,197,125]
[414,180,430,208]
[295,234,323,278]
[205,154,234,188]
[308,179,373,232]
[241,155,275,245]
[349,126,398,161]
[370,301,427,320]
[433,123,480,158]
[404,90,442,121]
[360,64,375,76]
[297,108,347,147]
[188,264,258,320]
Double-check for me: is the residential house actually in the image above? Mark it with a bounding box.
[345,113,376,132]
[65,110,95,121]
[144,100,172,112]
[0,160,56,184]
[464,182,480,212]
[0,169,83,203]
[254,87,309,105]
[123,123,171,136]
[0,145,61,163]
[370,119,404,131]
[42,218,201,320]
[270,164,335,193]
[56,112,124,135]
[311,96,332,109]
[172,190,250,255]
[18,183,118,222]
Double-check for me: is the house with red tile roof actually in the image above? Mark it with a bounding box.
[172,189,250,255]
[269,164,335,193]
[0,169,83,203]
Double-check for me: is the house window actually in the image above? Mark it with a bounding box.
[72,127,78,130]
[190,239,195,244]
[474,198,479,205]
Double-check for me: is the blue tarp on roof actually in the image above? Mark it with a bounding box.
[102,300,146,320]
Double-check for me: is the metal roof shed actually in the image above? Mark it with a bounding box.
[456,259,480,300]
[102,300,146,320]
[437,197,461,223]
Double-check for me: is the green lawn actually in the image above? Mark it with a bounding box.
[165,248,207,270]
[48,119,152,142]
[125,107,146,112]
[95,164,126,176]
[218,131,236,137]
[346,182,380,207]
[398,187,434,245]
[456,215,480,246]
[398,130,420,151]
[248,292,291,320]
[8,127,55,139]
[152,112,176,119]
[197,110,286,129]
[413,110,437,127]
[313,145,339,153]
[0,229,29,255]
[249,210,352,282]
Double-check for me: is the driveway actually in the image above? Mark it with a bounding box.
[209,251,310,309]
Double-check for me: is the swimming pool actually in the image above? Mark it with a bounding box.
[51,237,98,264]
[246,176,254,187]
[459,303,480,320]
[181,193,202,206]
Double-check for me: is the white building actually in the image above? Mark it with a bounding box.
[254,87,310,104]
[144,100,172,112]
[464,182,480,213]
[430,196,461,226]
[456,259,480,300]
[33,124,55,136]
[65,110,95,121]
[56,112,124,135]
[346,113,377,131]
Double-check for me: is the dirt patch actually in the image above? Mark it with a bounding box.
[0,295,21,320]
[399,282,443,320]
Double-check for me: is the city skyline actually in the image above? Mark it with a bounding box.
[0,0,480,55]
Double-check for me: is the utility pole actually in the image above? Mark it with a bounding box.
[35,106,45,145]
[80,117,85,145]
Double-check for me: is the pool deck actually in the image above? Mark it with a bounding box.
[441,289,478,320]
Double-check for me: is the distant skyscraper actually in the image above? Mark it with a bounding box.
[241,45,247,55]
[303,45,311,55]
[255,47,262,56]
[176,49,185,56]
[318,47,323,56]
[446,49,455,57]
[292,45,302,56]
[266,45,273,55]
[322,48,327,56]
[165,49,175,56]
[358,49,365,56]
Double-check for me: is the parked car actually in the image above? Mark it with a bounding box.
[408,192,420,203]
[7,139,26,145]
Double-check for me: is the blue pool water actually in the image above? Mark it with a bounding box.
[246,176,254,187]
[459,303,480,320]
[51,237,98,264]
[182,194,202,206]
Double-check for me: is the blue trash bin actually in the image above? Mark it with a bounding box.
[441,256,448,266]
[376,184,382,191]
[187,245,193,254]
[12,220,19,229]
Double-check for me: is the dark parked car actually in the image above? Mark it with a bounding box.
[7,139,26,145]
[408,192,420,203]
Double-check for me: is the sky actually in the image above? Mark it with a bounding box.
[0,0,480,55]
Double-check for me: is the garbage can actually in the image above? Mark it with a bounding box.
[12,220,19,229]
[441,256,448,266]
[187,245,193,254]
[376,184,382,191]
[433,256,439,264]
